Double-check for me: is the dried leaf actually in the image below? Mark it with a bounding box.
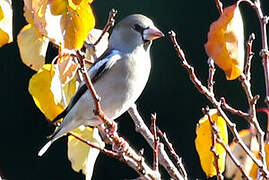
[205,2,244,80]
[225,129,259,179]
[68,126,105,180]
[195,109,228,177]
[85,29,109,63]
[17,24,49,71]
[0,0,12,47]
[23,0,95,49]
[58,56,79,85]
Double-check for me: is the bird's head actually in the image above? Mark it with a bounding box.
[109,14,164,52]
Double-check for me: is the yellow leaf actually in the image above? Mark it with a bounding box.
[49,0,68,15]
[249,142,269,179]
[68,126,105,180]
[205,2,244,80]
[61,0,95,49]
[0,0,12,47]
[29,64,65,120]
[225,129,259,179]
[195,109,228,177]
[29,62,78,120]
[42,0,95,49]
[17,24,49,71]
[0,6,4,20]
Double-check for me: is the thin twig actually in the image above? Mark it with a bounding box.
[220,97,249,118]
[151,113,159,171]
[94,9,117,46]
[128,104,185,180]
[203,107,224,180]
[245,33,255,81]
[239,74,266,176]
[207,58,216,94]
[214,0,223,14]
[216,137,252,180]
[168,30,269,178]
[67,131,119,159]
[256,108,269,142]
[157,128,188,179]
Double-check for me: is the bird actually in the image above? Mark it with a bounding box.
[38,14,164,156]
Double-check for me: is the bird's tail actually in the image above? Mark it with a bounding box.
[38,140,52,156]
[38,126,63,157]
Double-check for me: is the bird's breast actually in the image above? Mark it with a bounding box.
[93,51,151,120]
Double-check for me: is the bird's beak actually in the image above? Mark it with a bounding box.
[143,26,164,41]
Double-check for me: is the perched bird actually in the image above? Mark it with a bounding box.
[38,14,164,156]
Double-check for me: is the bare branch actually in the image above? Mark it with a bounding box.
[128,104,185,180]
[67,131,119,159]
[202,107,224,180]
[168,30,269,178]
[216,138,252,180]
[151,113,159,171]
[245,33,255,81]
[207,58,216,94]
[157,128,188,179]
[220,97,249,118]
[94,9,117,46]
[214,0,223,14]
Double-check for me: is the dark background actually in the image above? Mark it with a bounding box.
[1,0,269,179]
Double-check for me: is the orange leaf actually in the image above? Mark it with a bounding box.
[205,2,244,80]
[195,109,228,177]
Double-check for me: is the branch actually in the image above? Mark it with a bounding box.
[244,33,255,81]
[67,131,119,159]
[220,97,249,118]
[151,113,159,172]
[216,137,252,180]
[128,104,186,180]
[207,58,216,94]
[214,0,223,14]
[239,0,269,106]
[94,9,117,46]
[156,128,188,178]
[203,107,224,180]
[168,30,269,178]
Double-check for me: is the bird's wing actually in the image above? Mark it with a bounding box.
[51,49,122,123]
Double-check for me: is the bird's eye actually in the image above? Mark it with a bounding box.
[132,24,144,33]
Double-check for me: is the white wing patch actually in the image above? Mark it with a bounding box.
[89,50,122,81]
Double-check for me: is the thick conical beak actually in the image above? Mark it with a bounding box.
[143,26,164,41]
